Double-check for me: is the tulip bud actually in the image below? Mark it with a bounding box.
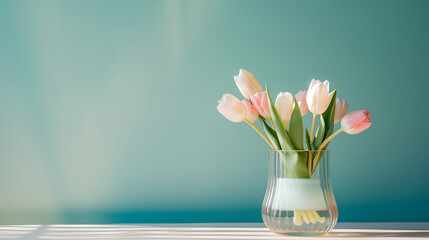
[295,90,309,116]
[242,99,258,123]
[306,79,331,115]
[234,69,263,99]
[275,92,294,127]
[250,91,271,119]
[217,94,247,122]
[334,98,349,124]
[341,110,372,134]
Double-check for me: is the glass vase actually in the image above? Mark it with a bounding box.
[262,150,338,236]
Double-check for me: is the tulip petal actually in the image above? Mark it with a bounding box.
[242,99,258,123]
[234,69,263,99]
[341,110,372,134]
[307,80,331,114]
[323,80,330,91]
[334,98,349,124]
[261,92,271,118]
[234,76,249,99]
[217,94,247,122]
[251,92,271,119]
[275,92,294,127]
[350,120,372,134]
[295,90,309,116]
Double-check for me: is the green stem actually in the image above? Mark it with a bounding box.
[312,128,344,172]
[308,114,317,177]
[245,120,275,150]
[310,114,317,142]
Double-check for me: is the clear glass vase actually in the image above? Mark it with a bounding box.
[262,150,338,236]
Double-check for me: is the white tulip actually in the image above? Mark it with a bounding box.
[334,98,349,124]
[234,69,263,99]
[306,79,331,115]
[275,92,294,128]
[217,94,247,122]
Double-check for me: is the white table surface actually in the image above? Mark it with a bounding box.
[0,222,428,240]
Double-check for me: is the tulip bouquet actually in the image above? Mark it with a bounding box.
[217,69,372,226]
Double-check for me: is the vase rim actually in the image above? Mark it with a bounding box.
[269,150,329,152]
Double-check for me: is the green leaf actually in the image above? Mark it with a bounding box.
[265,86,295,151]
[322,89,337,141]
[305,128,315,151]
[313,115,325,150]
[259,117,280,150]
[288,97,304,150]
[265,87,308,178]
[284,151,309,178]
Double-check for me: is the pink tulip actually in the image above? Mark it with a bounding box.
[242,99,259,123]
[341,110,372,134]
[250,91,271,119]
[295,90,309,116]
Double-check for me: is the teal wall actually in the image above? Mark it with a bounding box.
[1,0,428,224]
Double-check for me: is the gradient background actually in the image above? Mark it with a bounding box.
[1,0,428,224]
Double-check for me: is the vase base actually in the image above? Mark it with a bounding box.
[263,209,332,234]
[275,231,326,236]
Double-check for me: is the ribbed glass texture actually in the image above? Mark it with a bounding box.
[262,150,338,236]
